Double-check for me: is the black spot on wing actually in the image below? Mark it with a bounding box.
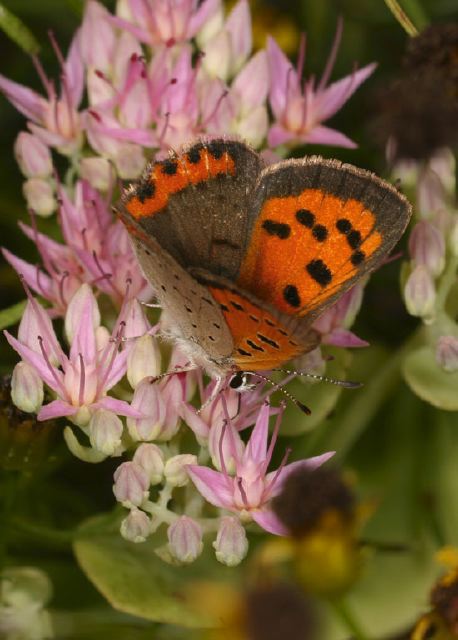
[306,259,332,286]
[257,333,280,349]
[136,179,155,203]
[351,251,365,265]
[161,159,178,175]
[283,284,301,308]
[262,220,291,239]
[296,209,315,228]
[312,224,328,242]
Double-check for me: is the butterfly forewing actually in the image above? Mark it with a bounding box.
[237,157,412,320]
[121,139,264,280]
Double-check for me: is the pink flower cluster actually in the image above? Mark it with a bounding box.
[1,0,376,565]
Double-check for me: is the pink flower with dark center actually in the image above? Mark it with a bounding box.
[110,0,221,48]
[267,20,376,149]
[4,285,143,426]
[0,30,85,155]
[187,402,334,535]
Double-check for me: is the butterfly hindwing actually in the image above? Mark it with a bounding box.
[121,139,264,281]
[237,157,412,320]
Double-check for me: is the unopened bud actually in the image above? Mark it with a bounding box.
[127,378,166,441]
[127,335,162,389]
[79,156,113,191]
[436,336,458,373]
[23,178,56,217]
[14,132,53,178]
[409,221,445,277]
[133,443,164,485]
[404,265,436,320]
[11,362,44,413]
[213,516,248,567]
[168,516,203,563]
[113,143,145,179]
[164,454,197,487]
[65,284,101,344]
[89,409,123,456]
[120,508,152,543]
[113,461,149,508]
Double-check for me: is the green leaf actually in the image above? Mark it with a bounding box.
[0,4,40,54]
[0,300,26,330]
[74,517,227,628]
[402,345,458,411]
[279,348,353,436]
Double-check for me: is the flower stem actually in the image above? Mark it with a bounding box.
[383,0,426,36]
[331,598,370,640]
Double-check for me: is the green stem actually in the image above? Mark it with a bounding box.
[383,0,427,36]
[331,598,370,640]
[435,254,458,313]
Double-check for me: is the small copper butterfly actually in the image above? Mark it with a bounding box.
[118,139,412,389]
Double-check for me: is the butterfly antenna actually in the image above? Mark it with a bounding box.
[245,372,311,415]
[149,365,197,384]
[273,368,362,389]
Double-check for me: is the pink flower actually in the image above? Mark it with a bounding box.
[0,31,84,155]
[4,285,142,426]
[187,403,334,535]
[313,283,369,348]
[110,0,221,48]
[267,21,376,149]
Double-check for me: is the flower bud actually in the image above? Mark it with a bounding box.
[127,378,166,441]
[89,409,123,456]
[80,0,116,72]
[436,336,458,373]
[404,265,436,320]
[133,443,164,485]
[113,143,145,179]
[120,508,152,543]
[164,454,197,487]
[213,516,248,567]
[79,156,113,191]
[127,335,162,389]
[65,284,101,344]
[409,221,445,277]
[11,362,44,414]
[208,420,243,474]
[14,132,53,178]
[202,30,232,80]
[113,461,149,508]
[168,516,203,564]
[23,178,56,217]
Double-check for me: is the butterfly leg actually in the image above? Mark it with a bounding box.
[197,375,227,414]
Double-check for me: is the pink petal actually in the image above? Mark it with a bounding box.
[266,451,335,497]
[244,402,270,465]
[0,74,45,123]
[92,395,142,418]
[187,465,233,509]
[68,286,99,363]
[38,399,77,421]
[225,0,251,63]
[4,332,64,393]
[2,249,54,301]
[252,508,288,536]
[27,123,68,148]
[18,222,73,267]
[189,0,221,37]
[304,125,357,149]
[233,50,268,109]
[267,123,295,148]
[179,403,210,440]
[267,36,297,117]
[318,63,376,121]
[107,14,151,45]
[64,28,85,106]
[323,328,369,348]
[103,350,129,391]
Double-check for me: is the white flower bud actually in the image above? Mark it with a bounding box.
[404,265,436,321]
[89,409,123,456]
[409,221,445,277]
[120,508,152,543]
[113,143,145,179]
[127,335,162,389]
[202,29,232,80]
[79,156,113,191]
[65,284,101,344]
[23,178,56,217]
[133,443,164,485]
[436,336,458,373]
[113,461,149,508]
[164,454,197,487]
[14,132,53,178]
[127,379,166,441]
[213,516,248,567]
[167,516,203,564]
[11,362,44,413]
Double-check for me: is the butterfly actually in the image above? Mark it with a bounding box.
[118,138,412,401]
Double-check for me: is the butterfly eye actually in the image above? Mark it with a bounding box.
[229,372,256,392]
